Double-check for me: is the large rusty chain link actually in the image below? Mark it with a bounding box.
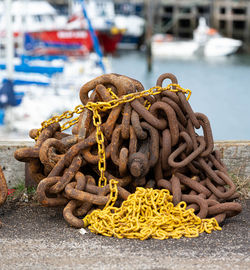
[14,73,242,239]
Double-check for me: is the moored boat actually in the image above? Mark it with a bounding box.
[152,17,242,58]
[0,0,68,56]
[67,0,124,54]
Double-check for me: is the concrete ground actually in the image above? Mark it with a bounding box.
[0,199,249,270]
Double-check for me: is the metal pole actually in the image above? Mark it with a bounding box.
[81,0,106,73]
[145,0,154,72]
[5,0,14,80]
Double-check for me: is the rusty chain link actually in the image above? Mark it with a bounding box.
[0,166,8,227]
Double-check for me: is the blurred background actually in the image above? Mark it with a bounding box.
[0,0,249,141]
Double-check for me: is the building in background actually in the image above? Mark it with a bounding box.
[47,0,250,52]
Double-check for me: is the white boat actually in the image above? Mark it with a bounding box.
[0,1,66,34]
[0,1,93,57]
[115,14,145,49]
[152,34,199,59]
[1,52,110,135]
[0,0,67,55]
[152,17,242,58]
[0,0,110,136]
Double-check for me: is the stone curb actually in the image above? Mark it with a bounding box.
[0,140,249,188]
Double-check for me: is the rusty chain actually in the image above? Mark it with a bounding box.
[14,73,242,239]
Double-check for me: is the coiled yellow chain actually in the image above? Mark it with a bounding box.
[83,188,221,240]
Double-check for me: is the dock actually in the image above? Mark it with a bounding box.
[0,199,249,270]
[0,139,249,270]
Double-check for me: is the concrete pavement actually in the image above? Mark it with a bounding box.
[0,199,249,270]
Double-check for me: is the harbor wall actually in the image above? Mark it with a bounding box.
[0,140,249,188]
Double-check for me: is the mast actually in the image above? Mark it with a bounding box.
[81,0,105,73]
[5,0,14,80]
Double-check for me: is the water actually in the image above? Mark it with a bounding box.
[1,51,249,141]
[111,50,250,141]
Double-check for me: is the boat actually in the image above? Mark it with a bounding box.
[152,34,199,59]
[24,29,92,56]
[152,17,242,58]
[17,0,123,55]
[68,0,145,52]
[67,0,124,54]
[0,0,144,56]
[0,0,110,134]
[193,18,242,57]
[0,0,94,57]
[1,52,110,134]
[0,0,68,56]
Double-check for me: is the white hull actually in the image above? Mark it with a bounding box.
[0,1,66,34]
[152,37,242,58]
[152,41,199,58]
[152,17,242,59]
[204,37,242,57]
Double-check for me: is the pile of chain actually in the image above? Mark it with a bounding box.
[14,73,242,236]
[0,166,8,227]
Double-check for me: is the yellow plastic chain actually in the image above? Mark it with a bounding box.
[104,179,119,209]
[92,107,107,187]
[35,83,191,140]
[83,188,221,240]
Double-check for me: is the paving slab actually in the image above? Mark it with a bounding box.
[0,199,249,270]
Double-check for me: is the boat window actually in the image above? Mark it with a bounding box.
[12,15,15,22]
[22,16,26,24]
[34,15,42,22]
[97,2,107,16]
[44,15,54,22]
[48,15,54,22]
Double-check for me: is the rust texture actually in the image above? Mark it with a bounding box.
[0,166,8,227]
[14,73,242,227]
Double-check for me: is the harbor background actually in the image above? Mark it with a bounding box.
[0,3,249,269]
[0,0,249,141]
[112,50,250,141]
[50,0,250,52]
